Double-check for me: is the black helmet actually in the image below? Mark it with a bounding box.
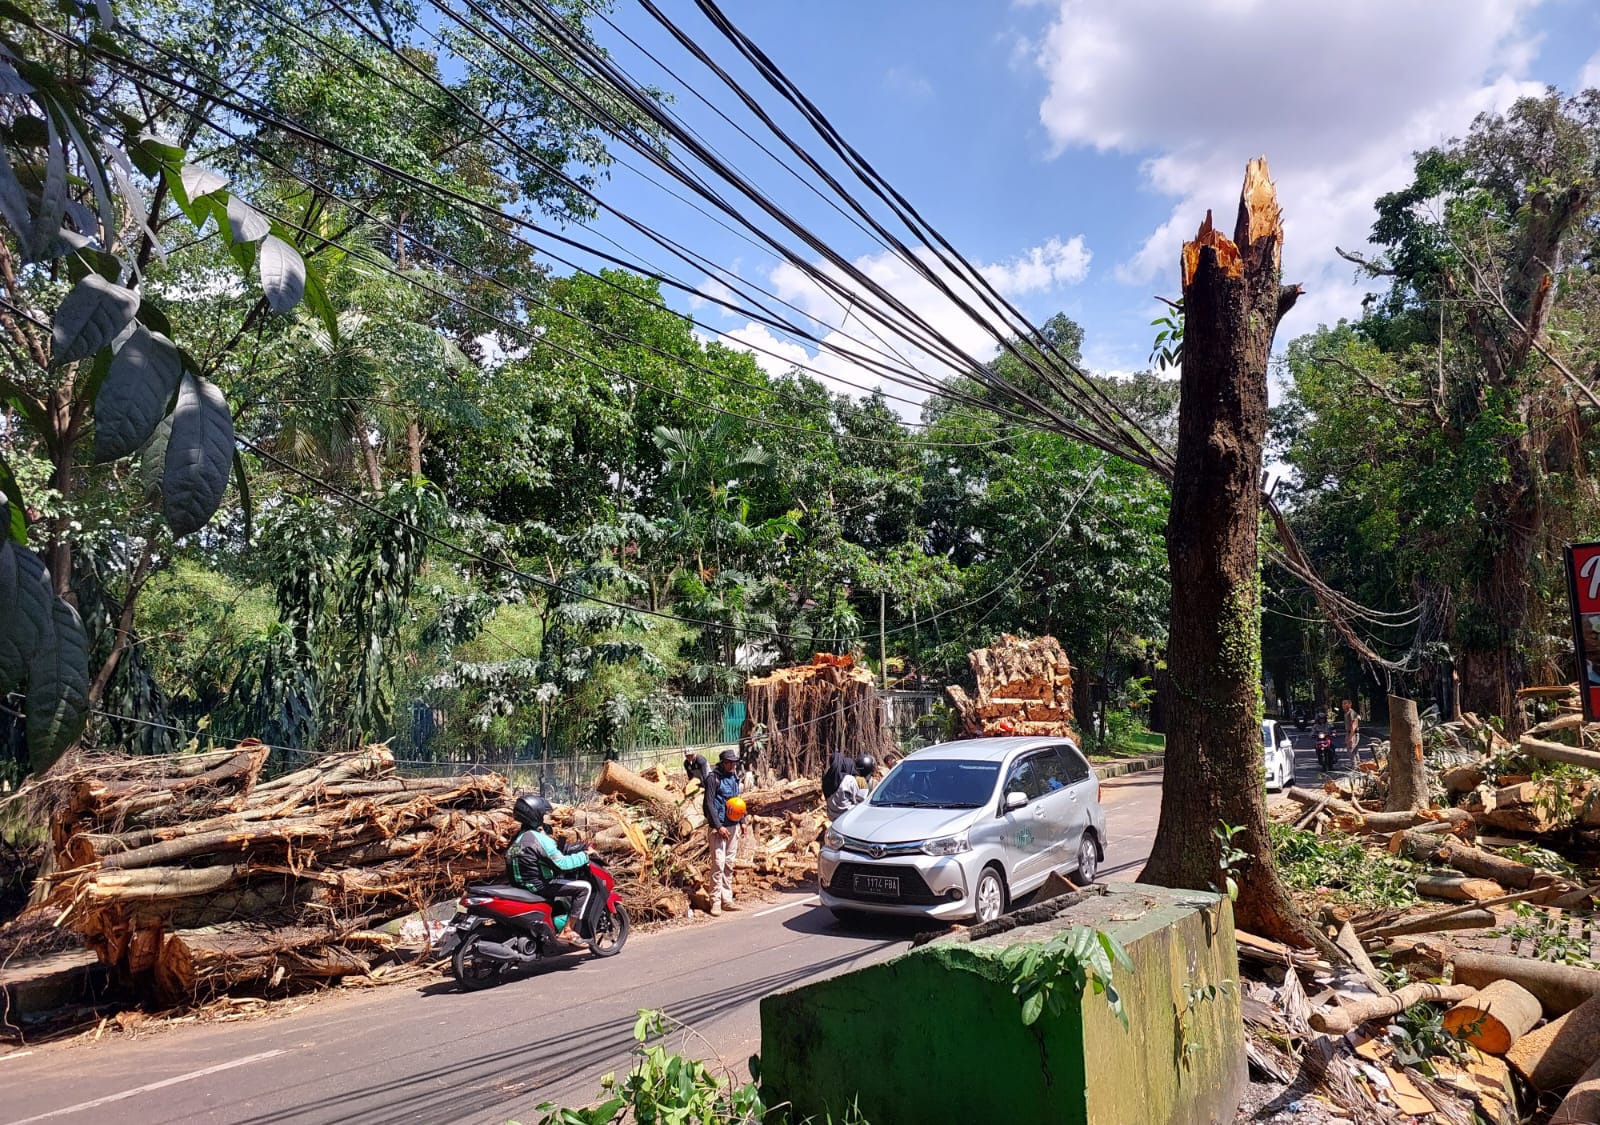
[513,793,552,829]
[855,754,876,776]
[720,747,741,763]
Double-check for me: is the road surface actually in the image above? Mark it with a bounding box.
[0,765,1167,1125]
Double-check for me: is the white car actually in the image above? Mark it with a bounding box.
[1263,719,1295,791]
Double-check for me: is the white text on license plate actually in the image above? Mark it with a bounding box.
[854,873,899,896]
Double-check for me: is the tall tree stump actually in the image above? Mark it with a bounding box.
[1140,158,1318,948]
[1386,694,1427,811]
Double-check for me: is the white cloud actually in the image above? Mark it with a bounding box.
[1028,0,1546,325]
[1579,49,1600,93]
[694,235,1093,417]
[883,65,934,101]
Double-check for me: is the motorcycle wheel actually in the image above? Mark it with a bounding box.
[588,903,631,958]
[452,932,506,991]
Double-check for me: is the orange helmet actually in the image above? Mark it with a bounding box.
[995,718,1016,734]
[725,796,747,822]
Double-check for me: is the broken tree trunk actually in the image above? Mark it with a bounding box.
[1140,158,1320,950]
[1443,980,1543,1053]
[1309,982,1477,1034]
[744,654,891,780]
[1386,695,1427,812]
[1507,992,1600,1092]
[1395,832,1547,891]
[1364,909,1495,939]
[1551,1055,1600,1125]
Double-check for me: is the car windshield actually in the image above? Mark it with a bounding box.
[870,759,1001,809]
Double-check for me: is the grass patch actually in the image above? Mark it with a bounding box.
[1270,821,1418,909]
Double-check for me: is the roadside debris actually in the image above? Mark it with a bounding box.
[743,653,893,779]
[943,633,1076,737]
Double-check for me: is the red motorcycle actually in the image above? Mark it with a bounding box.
[443,849,630,990]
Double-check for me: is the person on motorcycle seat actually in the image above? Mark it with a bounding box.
[825,754,876,820]
[508,794,590,938]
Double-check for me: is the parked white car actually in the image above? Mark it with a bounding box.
[1263,719,1296,791]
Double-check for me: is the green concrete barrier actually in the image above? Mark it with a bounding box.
[760,883,1243,1125]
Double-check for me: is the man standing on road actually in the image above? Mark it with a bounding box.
[826,754,876,820]
[706,748,744,916]
[1343,698,1360,763]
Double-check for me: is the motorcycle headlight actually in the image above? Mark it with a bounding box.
[921,832,969,857]
[824,826,844,849]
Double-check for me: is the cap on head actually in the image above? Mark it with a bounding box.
[720,748,741,763]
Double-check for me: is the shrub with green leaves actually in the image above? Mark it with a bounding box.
[1270,822,1418,909]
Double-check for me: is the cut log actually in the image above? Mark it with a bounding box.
[596,762,685,820]
[1442,765,1486,795]
[1416,875,1506,902]
[1443,980,1543,1054]
[1309,982,1477,1034]
[1507,993,1600,1092]
[1551,1055,1600,1125]
[1358,808,1473,834]
[1518,736,1600,772]
[1396,832,1546,891]
[1386,695,1426,812]
[1449,950,1600,1016]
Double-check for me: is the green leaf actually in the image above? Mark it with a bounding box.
[94,323,183,462]
[0,145,31,237]
[179,163,227,202]
[49,273,139,369]
[161,373,233,536]
[133,297,174,339]
[0,455,26,543]
[259,234,305,313]
[0,542,53,695]
[226,195,270,243]
[1019,991,1044,1026]
[0,540,22,690]
[139,412,171,502]
[302,258,338,338]
[233,447,253,543]
[27,594,88,770]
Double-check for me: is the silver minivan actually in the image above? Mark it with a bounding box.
[819,737,1108,923]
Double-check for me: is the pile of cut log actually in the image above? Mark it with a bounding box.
[32,742,513,1004]
[27,749,829,1006]
[944,633,1075,737]
[744,653,892,779]
[581,760,825,918]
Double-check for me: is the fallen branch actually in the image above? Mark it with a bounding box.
[1518,736,1600,772]
[1309,982,1477,1034]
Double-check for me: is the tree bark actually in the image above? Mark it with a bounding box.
[1386,695,1427,811]
[1140,158,1320,948]
[1448,950,1600,1016]
[1443,980,1543,1053]
[1309,982,1476,1034]
[1551,1055,1600,1125]
[1508,992,1600,1092]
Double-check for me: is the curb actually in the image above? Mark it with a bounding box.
[1093,753,1165,780]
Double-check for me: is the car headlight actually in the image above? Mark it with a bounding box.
[824,826,844,849]
[921,832,969,857]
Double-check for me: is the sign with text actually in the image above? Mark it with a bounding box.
[1565,542,1600,722]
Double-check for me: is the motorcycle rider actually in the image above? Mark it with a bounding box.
[507,794,590,939]
[825,754,876,820]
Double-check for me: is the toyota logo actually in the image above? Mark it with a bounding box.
[869,844,886,859]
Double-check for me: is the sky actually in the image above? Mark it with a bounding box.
[574,0,1600,415]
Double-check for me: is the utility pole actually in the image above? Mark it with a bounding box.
[880,590,888,691]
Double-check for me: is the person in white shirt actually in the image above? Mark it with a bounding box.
[826,755,877,820]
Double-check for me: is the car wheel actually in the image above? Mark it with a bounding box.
[973,867,1007,923]
[1076,832,1099,885]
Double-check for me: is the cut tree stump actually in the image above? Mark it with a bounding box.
[1507,992,1600,1092]
[1386,695,1426,812]
[1443,980,1544,1053]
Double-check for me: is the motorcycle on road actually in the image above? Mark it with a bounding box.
[439,848,630,990]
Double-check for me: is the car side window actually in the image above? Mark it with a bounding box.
[1273,723,1288,746]
[1055,745,1091,785]
[1003,755,1042,803]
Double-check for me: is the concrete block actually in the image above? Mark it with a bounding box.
[760,883,1243,1125]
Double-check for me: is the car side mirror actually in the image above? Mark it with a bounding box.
[1004,791,1028,811]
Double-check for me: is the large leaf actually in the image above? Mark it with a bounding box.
[139,411,172,502]
[94,324,183,462]
[27,595,89,769]
[180,164,227,201]
[258,235,305,314]
[26,111,65,261]
[226,195,270,243]
[50,273,139,369]
[0,540,20,691]
[0,456,25,543]
[0,146,30,238]
[161,373,233,536]
[0,541,54,694]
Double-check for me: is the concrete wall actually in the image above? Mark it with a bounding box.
[760,884,1244,1125]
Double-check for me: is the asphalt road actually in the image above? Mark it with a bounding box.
[0,766,1166,1125]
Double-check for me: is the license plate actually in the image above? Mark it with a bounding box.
[853,873,899,896]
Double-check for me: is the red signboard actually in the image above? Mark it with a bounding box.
[1566,542,1600,722]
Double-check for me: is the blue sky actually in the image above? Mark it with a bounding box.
[573,0,1600,412]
